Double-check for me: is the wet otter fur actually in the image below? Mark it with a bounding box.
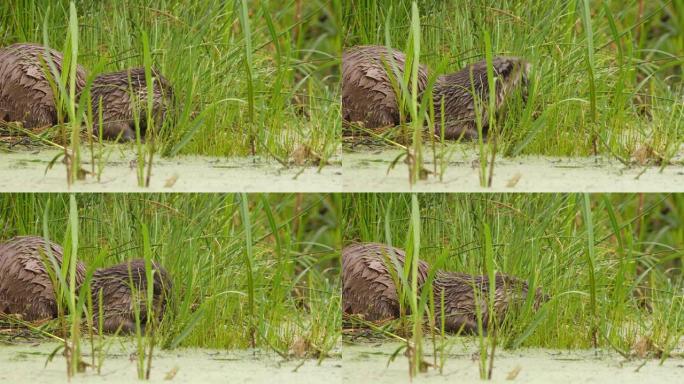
[342,242,430,321]
[342,45,429,130]
[342,45,530,140]
[90,67,173,141]
[342,242,546,332]
[89,259,171,333]
[0,236,86,321]
[0,43,87,128]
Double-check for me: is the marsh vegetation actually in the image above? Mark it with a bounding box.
[342,0,683,186]
[0,0,341,187]
[0,193,340,379]
[343,193,683,379]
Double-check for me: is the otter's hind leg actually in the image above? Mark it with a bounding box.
[26,297,58,321]
[23,105,57,128]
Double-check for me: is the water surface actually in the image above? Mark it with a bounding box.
[343,146,684,192]
[0,342,341,383]
[343,340,683,383]
[0,148,342,192]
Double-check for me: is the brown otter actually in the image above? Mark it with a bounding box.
[89,259,171,333]
[90,67,173,141]
[0,236,86,321]
[342,45,429,130]
[342,242,545,332]
[0,43,87,128]
[341,45,530,140]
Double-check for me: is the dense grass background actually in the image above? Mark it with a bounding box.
[0,0,341,161]
[343,0,683,161]
[343,193,683,355]
[0,193,341,355]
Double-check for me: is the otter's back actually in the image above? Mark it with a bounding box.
[342,45,429,129]
[342,242,430,321]
[0,236,86,320]
[0,43,87,127]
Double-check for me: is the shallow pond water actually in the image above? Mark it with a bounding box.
[343,340,684,383]
[0,148,342,192]
[0,341,341,383]
[343,146,684,192]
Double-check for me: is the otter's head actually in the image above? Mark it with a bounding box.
[493,273,548,314]
[532,286,550,311]
[90,67,175,141]
[90,259,172,334]
[492,56,531,104]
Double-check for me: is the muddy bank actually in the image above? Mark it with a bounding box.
[343,146,684,192]
[343,340,683,383]
[0,148,342,192]
[0,342,341,383]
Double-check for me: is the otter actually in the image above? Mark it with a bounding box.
[342,242,546,332]
[90,67,173,141]
[341,45,530,140]
[0,236,171,334]
[0,43,87,128]
[342,45,429,130]
[89,259,172,333]
[0,236,86,321]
